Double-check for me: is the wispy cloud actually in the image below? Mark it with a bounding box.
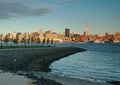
[0,0,34,2]
[56,0,84,3]
[59,0,75,2]
[111,16,120,19]
[0,1,53,19]
[107,16,120,19]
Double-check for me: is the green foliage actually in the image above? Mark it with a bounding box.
[37,38,41,43]
[4,38,9,43]
[51,39,54,44]
[47,38,50,44]
[42,38,46,44]
[13,39,18,43]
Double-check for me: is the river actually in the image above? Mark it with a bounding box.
[50,43,120,81]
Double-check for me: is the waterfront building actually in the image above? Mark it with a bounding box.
[0,34,4,42]
[13,32,17,39]
[42,29,53,43]
[72,34,80,42]
[52,32,63,43]
[45,29,53,39]
[17,33,22,43]
[113,39,120,43]
[38,29,43,43]
[65,28,70,37]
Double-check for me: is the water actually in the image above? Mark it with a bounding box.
[50,43,120,81]
[0,72,34,85]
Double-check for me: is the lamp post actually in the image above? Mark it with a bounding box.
[27,32,30,46]
[24,37,26,48]
[10,33,13,48]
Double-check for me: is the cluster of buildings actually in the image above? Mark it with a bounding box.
[0,29,63,44]
[0,24,120,44]
[64,23,120,43]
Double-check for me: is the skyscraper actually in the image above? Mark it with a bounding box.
[65,28,70,37]
[84,23,89,36]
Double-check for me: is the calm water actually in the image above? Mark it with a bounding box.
[50,43,120,81]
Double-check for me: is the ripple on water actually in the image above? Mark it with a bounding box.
[50,44,120,81]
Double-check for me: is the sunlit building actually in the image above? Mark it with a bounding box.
[38,29,44,42]
[13,31,17,39]
[84,23,89,36]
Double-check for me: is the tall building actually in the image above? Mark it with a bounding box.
[84,23,89,36]
[13,31,17,39]
[65,28,70,37]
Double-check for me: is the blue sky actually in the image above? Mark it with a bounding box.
[0,0,120,35]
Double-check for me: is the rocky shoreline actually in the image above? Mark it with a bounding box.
[0,47,85,71]
[0,47,86,85]
[0,47,118,85]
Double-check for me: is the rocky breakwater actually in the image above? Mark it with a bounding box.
[0,47,86,72]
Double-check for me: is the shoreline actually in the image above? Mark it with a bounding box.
[16,71,113,85]
[0,47,86,71]
[0,47,116,85]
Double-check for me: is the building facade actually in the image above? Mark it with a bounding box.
[65,28,70,37]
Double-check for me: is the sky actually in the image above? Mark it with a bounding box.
[0,0,120,35]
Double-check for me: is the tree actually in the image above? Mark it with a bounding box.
[51,39,54,44]
[13,39,18,43]
[4,36,9,43]
[21,38,26,43]
[42,38,46,44]
[31,37,34,43]
[47,38,50,44]
[37,38,41,43]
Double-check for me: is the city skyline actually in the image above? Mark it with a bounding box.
[0,0,120,35]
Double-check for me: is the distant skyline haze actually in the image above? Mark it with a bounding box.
[0,0,120,35]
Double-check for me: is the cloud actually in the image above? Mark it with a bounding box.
[0,1,53,19]
[56,0,84,2]
[59,0,75,2]
[111,16,120,19]
[0,0,33,2]
[107,16,120,19]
